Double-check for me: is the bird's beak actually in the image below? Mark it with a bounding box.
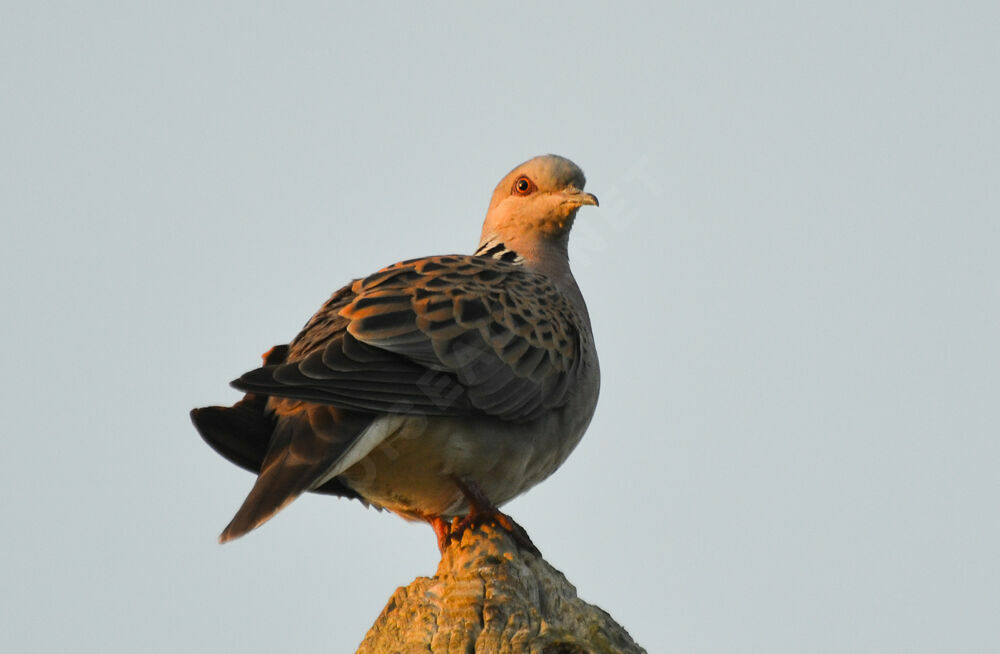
[561,188,600,208]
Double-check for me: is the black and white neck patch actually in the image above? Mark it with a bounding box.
[475,237,524,265]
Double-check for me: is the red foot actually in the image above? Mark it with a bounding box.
[426,478,540,556]
[429,516,451,552]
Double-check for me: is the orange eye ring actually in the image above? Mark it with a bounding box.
[512,176,536,195]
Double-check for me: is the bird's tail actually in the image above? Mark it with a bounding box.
[191,397,273,475]
[215,404,372,543]
[192,345,372,543]
[190,344,290,474]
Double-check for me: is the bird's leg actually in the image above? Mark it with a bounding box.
[428,515,451,553]
[446,477,540,556]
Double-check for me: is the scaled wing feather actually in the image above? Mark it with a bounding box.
[231,256,583,422]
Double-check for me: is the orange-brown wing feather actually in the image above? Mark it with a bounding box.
[231,256,583,421]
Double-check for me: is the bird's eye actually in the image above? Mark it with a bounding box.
[512,176,536,195]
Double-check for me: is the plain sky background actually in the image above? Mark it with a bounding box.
[2,3,997,653]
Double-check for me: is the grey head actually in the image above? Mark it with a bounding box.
[478,155,598,268]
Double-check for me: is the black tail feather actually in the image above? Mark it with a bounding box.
[214,406,372,543]
[193,343,369,543]
[191,395,272,474]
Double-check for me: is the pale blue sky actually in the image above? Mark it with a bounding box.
[2,3,998,653]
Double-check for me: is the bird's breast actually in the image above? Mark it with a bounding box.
[338,393,595,520]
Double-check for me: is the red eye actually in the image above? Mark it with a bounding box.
[512,176,536,195]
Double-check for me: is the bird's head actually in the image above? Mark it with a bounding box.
[480,155,598,256]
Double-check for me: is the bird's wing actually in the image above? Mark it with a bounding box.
[232,255,585,422]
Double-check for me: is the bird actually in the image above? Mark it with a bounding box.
[191,154,600,551]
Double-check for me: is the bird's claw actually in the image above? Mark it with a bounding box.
[430,477,540,556]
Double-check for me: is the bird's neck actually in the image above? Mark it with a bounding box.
[475,230,574,282]
[474,230,589,330]
[474,233,526,265]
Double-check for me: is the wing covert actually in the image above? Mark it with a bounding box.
[231,256,584,422]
